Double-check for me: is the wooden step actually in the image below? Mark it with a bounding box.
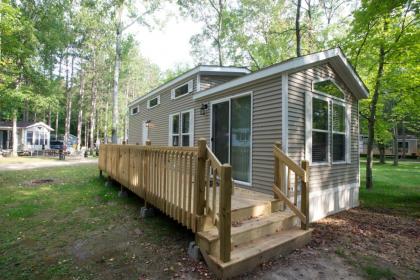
[202,228,312,279]
[197,210,299,256]
[231,199,283,224]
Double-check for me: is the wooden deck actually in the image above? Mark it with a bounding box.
[98,140,312,279]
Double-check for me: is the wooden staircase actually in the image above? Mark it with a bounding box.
[194,141,312,279]
[196,197,312,279]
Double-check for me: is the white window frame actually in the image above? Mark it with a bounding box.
[147,95,160,109]
[130,105,139,115]
[305,90,351,166]
[171,80,194,100]
[331,100,347,164]
[309,94,331,166]
[312,78,346,102]
[168,109,194,147]
[209,91,253,186]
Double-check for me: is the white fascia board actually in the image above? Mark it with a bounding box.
[26,122,54,131]
[128,66,250,108]
[194,48,369,100]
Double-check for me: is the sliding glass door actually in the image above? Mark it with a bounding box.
[211,94,251,183]
[212,101,230,164]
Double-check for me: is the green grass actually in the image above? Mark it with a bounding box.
[359,159,420,218]
[0,164,192,280]
[363,264,395,280]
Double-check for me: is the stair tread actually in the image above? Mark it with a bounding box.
[209,228,312,268]
[198,210,297,241]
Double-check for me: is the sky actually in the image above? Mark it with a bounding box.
[127,2,202,71]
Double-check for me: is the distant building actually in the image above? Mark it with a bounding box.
[359,135,419,157]
[0,121,54,151]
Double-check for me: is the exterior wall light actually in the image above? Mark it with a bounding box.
[200,103,208,116]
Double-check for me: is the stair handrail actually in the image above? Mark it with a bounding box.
[273,142,310,230]
[196,138,232,262]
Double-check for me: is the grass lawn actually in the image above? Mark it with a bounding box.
[359,159,420,218]
[0,164,204,280]
[0,159,418,280]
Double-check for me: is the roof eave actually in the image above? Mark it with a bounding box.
[194,48,369,101]
[128,66,251,107]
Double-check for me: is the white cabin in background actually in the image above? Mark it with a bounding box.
[0,121,54,152]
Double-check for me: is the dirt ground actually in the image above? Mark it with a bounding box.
[236,208,420,280]
[61,206,420,280]
[0,157,97,171]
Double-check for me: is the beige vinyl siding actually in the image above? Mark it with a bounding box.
[194,74,283,193]
[288,63,359,192]
[200,75,242,91]
[128,77,197,145]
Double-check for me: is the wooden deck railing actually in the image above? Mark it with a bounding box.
[99,138,233,262]
[273,142,310,229]
[199,140,232,262]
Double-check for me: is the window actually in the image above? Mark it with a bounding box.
[313,79,345,99]
[306,81,350,165]
[169,109,194,146]
[171,80,193,99]
[147,96,160,109]
[131,106,139,115]
[312,98,329,163]
[398,141,408,149]
[26,131,33,145]
[332,103,346,161]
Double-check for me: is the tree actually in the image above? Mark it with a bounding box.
[110,0,160,144]
[178,0,228,66]
[346,0,418,189]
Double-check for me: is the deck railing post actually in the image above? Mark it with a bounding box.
[219,163,232,262]
[144,140,151,207]
[301,160,310,230]
[195,138,207,231]
[274,142,281,199]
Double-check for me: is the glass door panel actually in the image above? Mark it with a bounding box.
[212,101,230,164]
[231,95,251,182]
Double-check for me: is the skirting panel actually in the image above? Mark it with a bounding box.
[309,183,359,222]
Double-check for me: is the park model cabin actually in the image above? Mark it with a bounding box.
[128,48,369,222]
[0,121,54,152]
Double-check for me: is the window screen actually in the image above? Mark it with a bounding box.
[312,98,329,163]
[332,104,346,162]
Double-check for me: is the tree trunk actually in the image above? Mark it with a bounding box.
[104,101,109,144]
[47,108,51,127]
[24,99,29,122]
[393,123,399,166]
[55,111,59,138]
[64,55,74,148]
[96,110,100,145]
[112,5,123,144]
[295,0,302,57]
[366,40,386,189]
[12,110,18,157]
[401,121,406,159]
[90,58,98,149]
[123,87,129,142]
[378,143,386,164]
[77,70,85,150]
